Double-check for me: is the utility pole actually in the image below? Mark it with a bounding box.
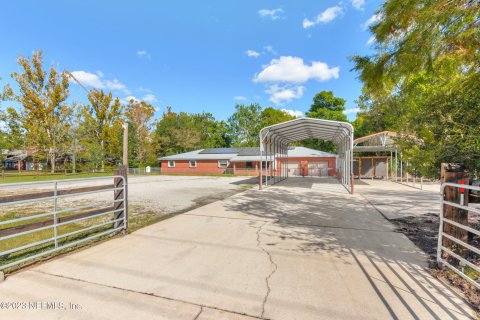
[72,137,77,173]
[123,123,128,167]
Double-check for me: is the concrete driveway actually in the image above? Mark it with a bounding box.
[0,177,475,319]
[355,179,440,219]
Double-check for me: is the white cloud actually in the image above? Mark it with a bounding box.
[69,71,130,94]
[303,6,343,28]
[363,13,382,30]
[142,94,158,103]
[122,96,140,104]
[258,8,284,20]
[70,71,105,88]
[281,109,304,118]
[266,85,305,105]
[263,45,277,55]
[366,36,376,45]
[234,96,247,101]
[351,0,365,10]
[246,50,260,58]
[105,79,129,93]
[254,56,339,84]
[303,19,315,29]
[343,107,361,115]
[121,94,158,104]
[136,50,147,57]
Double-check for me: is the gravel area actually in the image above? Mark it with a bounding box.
[126,175,256,214]
[0,175,257,219]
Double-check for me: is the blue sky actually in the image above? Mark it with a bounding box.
[0,0,383,121]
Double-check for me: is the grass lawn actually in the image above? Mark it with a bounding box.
[0,171,114,184]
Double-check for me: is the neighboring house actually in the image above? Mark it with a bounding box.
[159,146,337,177]
[2,151,27,170]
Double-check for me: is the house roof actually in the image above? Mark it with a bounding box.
[160,146,337,161]
[286,146,336,158]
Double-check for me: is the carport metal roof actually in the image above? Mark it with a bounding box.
[259,117,354,194]
[353,131,398,152]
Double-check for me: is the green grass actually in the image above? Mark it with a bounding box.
[0,172,114,184]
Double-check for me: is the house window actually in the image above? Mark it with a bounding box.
[189,160,197,168]
[218,160,228,168]
[246,161,254,169]
[168,161,175,168]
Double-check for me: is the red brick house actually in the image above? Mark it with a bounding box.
[159,147,337,177]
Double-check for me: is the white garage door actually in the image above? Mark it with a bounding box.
[287,162,301,176]
[308,161,329,177]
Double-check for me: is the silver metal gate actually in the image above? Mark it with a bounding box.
[0,176,127,271]
[438,182,480,289]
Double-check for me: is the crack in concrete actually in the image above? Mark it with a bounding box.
[29,269,267,320]
[192,306,203,320]
[255,221,278,319]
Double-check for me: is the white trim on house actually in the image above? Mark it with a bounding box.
[189,160,197,168]
[168,160,175,168]
[218,160,229,168]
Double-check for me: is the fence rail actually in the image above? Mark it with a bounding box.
[0,175,127,271]
[438,182,480,289]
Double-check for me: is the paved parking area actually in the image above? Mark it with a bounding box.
[0,177,475,319]
[355,179,440,219]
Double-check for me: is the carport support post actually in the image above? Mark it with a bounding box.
[273,140,276,184]
[259,142,263,190]
[265,140,268,187]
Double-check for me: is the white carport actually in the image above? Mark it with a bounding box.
[259,117,354,194]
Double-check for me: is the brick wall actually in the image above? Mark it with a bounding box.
[161,157,337,177]
[161,160,230,175]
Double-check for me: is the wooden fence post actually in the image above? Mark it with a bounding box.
[440,163,469,254]
[114,164,128,232]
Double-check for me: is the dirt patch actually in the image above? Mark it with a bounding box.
[389,213,480,310]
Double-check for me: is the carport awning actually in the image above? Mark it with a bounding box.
[353,131,398,152]
[260,117,353,145]
[259,117,354,193]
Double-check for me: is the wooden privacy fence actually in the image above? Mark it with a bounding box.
[0,169,127,271]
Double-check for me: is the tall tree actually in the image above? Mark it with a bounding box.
[352,0,480,177]
[307,91,347,122]
[8,51,71,172]
[301,91,347,152]
[260,107,295,129]
[0,107,24,151]
[155,107,201,156]
[125,99,155,165]
[80,89,123,170]
[192,112,231,148]
[227,104,263,147]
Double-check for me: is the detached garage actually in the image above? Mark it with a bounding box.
[285,147,337,177]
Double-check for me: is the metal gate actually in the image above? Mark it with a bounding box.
[0,176,127,271]
[438,182,480,289]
